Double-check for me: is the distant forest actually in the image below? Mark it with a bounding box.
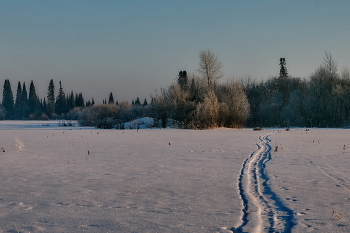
[1,50,350,129]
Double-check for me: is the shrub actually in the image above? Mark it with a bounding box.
[96,117,116,129]
[39,113,49,120]
[66,107,83,120]
[78,104,120,127]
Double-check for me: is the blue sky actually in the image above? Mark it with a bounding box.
[1,0,350,103]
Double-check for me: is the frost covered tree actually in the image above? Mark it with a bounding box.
[192,89,220,129]
[198,49,224,87]
[150,89,170,128]
[215,80,250,128]
[78,104,120,128]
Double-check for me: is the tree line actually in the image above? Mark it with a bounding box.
[245,52,350,128]
[0,78,149,125]
[1,79,88,120]
[1,50,350,128]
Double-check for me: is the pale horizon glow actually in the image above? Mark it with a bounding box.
[1,0,350,103]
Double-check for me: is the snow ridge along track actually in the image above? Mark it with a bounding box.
[232,133,295,233]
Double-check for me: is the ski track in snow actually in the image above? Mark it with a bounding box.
[232,133,295,233]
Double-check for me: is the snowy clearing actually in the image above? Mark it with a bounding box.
[0,121,349,232]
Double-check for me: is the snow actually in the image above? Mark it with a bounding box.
[123,117,155,129]
[0,122,349,232]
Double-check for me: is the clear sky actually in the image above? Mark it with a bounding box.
[1,0,350,103]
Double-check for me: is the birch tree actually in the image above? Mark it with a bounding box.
[198,49,224,87]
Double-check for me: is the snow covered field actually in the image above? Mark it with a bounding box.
[0,121,349,232]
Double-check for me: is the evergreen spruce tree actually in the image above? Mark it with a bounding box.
[28,80,40,114]
[68,91,75,109]
[79,93,85,107]
[65,93,69,109]
[143,98,148,106]
[2,79,14,118]
[108,92,114,104]
[75,93,85,107]
[279,58,288,77]
[15,81,22,109]
[21,82,28,106]
[55,81,67,116]
[189,78,198,102]
[91,98,95,106]
[135,97,141,106]
[75,93,79,107]
[178,70,188,91]
[14,81,23,119]
[47,79,55,117]
[42,98,47,114]
[21,82,29,118]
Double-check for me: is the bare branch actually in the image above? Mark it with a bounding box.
[197,49,224,87]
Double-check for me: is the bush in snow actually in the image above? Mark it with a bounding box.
[78,104,119,128]
[66,107,83,120]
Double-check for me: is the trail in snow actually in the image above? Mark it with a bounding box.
[232,134,295,233]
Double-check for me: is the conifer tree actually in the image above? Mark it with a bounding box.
[108,92,114,104]
[143,98,148,106]
[178,70,188,91]
[21,82,28,106]
[15,81,22,108]
[65,93,69,109]
[135,97,141,106]
[68,91,75,109]
[28,80,40,114]
[2,79,14,117]
[55,81,67,116]
[42,98,47,113]
[189,78,198,102]
[75,93,85,107]
[91,98,95,106]
[47,79,55,117]
[79,93,85,107]
[75,93,79,106]
[14,81,23,119]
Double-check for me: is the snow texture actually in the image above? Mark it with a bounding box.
[0,121,349,232]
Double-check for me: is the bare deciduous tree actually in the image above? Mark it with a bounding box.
[323,51,338,75]
[198,49,224,87]
[341,67,350,80]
